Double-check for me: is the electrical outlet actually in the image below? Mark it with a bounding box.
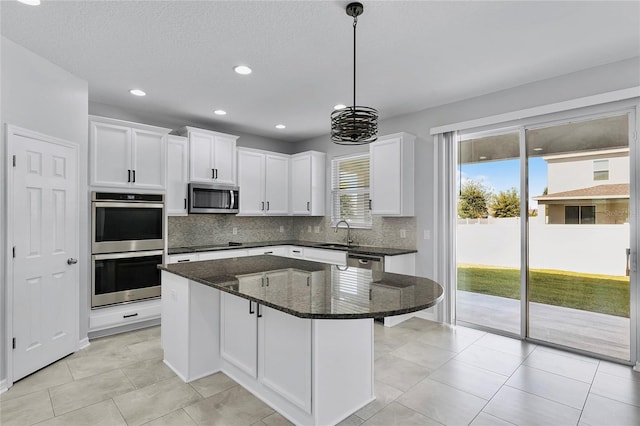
[314,226,320,234]
[279,225,284,233]
[400,229,406,239]
[424,229,431,240]
[308,226,312,233]
[232,227,238,235]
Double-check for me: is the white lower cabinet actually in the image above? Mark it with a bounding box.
[220,292,259,378]
[198,249,248,261]
[220,292,312,413]
[300,247,347,266]
[167,253,198,264]
[259,305,312,413]
[247,246,288,257]
[89,298,161,333]
[161,272,220,382]
[162,272,374,426]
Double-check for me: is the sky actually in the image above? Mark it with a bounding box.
[460,157,548,209]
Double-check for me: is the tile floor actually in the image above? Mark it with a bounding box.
[2,318,640,426]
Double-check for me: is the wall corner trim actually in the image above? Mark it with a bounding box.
[78,338,90,351]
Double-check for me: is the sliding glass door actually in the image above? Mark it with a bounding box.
[527,114,631,360]
[456,130,522,334]
[456,111,634,361]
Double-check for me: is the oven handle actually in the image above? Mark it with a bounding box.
[92,250,164,261]
[230,190,235,209]
[93,202,164,209]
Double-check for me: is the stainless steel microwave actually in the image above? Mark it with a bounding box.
[188,183,239,214]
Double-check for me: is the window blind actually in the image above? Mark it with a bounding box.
[331,154,372,228]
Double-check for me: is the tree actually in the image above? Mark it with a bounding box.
[490,188,520,218]
[458,180,490,218]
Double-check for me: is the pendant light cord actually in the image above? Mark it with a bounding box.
[353,15,357,111]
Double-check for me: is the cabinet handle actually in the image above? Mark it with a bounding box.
[212,168,215,179]
[257,304,262,318]
[368,199,372,210]
[307,276,310,287]
[249,300,255,314]
[261,277,265,287]
[127,169,131,182]
[293,250,301,254]
[261,201,265,211]
[215,168,218,179]
[369,288,372,300]
[184,198,187,209]
[266,277,269,287]
[264,251,273,254]
[123,313,138,319]
[307,201,310,211]
[266,201,270,211]
[132,170,136,182]
[177,259,190,263]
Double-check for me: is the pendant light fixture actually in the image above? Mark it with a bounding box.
[331,2,378,145]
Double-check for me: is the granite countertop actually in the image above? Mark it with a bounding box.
[159,256,444,320]
[167,240,417,257]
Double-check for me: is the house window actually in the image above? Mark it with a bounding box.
[331,153,372,228]
[565,205,596,224]
[593,159,609,181]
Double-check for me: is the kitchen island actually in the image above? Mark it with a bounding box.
[159,256,443,426]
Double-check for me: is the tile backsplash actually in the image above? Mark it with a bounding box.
[168,215,294,247]
[168,215,416,249]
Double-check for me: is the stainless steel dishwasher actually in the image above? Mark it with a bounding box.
[347,253,384,272]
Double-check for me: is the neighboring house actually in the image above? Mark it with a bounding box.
[534,148,629,224]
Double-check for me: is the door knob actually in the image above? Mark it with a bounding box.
[67,258,78,265]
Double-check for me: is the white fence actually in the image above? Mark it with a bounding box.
[457,217,629,276]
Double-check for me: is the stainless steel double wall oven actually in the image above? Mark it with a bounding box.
[91,192,164,308]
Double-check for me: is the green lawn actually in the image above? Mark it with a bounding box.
[457,265,630,317]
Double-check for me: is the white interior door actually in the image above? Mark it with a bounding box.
[10,127,78,382]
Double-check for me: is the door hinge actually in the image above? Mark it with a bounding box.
[12,246,16,258]
[12,338,16,349]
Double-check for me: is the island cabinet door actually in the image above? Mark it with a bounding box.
[258,305,312,414]
[220,292,258,378]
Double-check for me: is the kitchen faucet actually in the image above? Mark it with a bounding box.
[334,220,353,246]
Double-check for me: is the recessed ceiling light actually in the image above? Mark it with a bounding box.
[214,110,227,116]
[533,147,544,152]
[275,124,286,129]
[129,89,146,97]
[479,156,487,160]
[334,104,347,110]
[234,65,252,75]
[17,0,40,5]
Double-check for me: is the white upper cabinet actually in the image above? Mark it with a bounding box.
[90,116,169,189]
[177,126,238,185]
[166,135,189,216]
[290,151,326,216]
[237,148,289,216]
[369,132,415,216]
[265,154,289,215]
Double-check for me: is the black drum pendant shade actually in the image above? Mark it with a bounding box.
[331,2,378,145]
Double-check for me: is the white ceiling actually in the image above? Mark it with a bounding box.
[2,1,639,142]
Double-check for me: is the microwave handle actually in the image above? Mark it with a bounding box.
[230,190,235,209]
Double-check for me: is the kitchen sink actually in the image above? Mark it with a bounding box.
[317,243,352,249]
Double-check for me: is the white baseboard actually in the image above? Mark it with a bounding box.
[78,337,90,350]
[383,308,440,327]
[0,379,8,394]
[414,309,437,322]
[634,362,640,373]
